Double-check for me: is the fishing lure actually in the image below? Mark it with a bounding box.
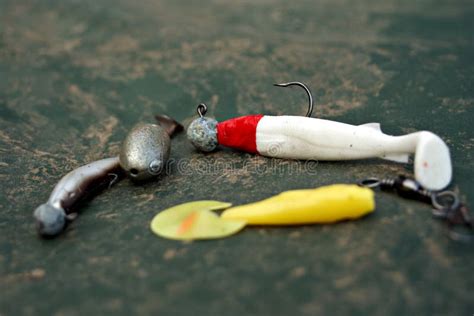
[187,82,452,190]
[33,157,122,236]
[34,115,182,237]
[149,185,373,241]
[149,179,471,242]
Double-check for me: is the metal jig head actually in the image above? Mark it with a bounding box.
[359,175,473,242]
[195,81,315,118]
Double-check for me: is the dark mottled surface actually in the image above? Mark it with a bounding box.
[1,0,473,315]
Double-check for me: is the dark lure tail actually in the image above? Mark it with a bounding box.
[155,115,184,138]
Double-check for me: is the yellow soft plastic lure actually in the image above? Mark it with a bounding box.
[221,184,375,225]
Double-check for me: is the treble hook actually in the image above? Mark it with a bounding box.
[273,81,315,117]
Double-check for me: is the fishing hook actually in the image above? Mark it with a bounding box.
[196,82,314,118]
[273,81,315,117]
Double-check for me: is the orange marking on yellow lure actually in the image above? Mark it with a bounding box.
[177,211,198,235]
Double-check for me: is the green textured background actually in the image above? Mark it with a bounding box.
[1,0,473,315]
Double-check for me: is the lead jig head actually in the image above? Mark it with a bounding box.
[187,103,218,152]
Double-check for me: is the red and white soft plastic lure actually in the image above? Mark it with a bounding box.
[186,82,452,190]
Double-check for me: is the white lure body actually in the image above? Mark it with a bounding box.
[256,116,452,190]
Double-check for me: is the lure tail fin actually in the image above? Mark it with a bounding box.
[155,115,184,138]
[414,131,452,190]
